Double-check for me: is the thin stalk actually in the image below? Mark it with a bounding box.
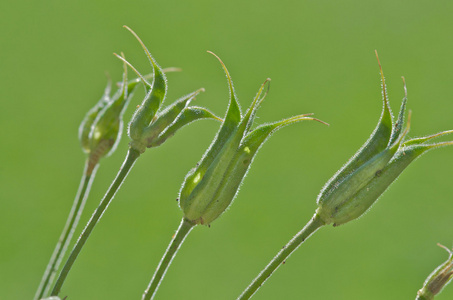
[238,213,326,300]
[50,148,141,296]
[416,295,430,300]
[34,160,99,300]
[142,218,196,300]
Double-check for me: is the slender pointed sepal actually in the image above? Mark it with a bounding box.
[79,77,112,154]
[125,26,167,146]
[389,77,408,145]
[142,89,205,145]
[151,106,221,147]
[318,52,394,205]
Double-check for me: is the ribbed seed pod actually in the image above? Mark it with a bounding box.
[316,63,453,226]
[117,26,221,154]
[179,52,327,226]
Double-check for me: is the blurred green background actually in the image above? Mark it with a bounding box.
[1,0,452,299]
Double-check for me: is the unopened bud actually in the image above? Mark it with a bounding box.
[79,55,136,174]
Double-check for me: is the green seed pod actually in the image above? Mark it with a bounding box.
[118,26,221,154]
[417,244,453,300]
[316,64,453,226]
[79,76,112,154]
[78,55,137,174]
[179,53,327,226]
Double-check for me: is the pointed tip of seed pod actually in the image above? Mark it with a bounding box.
[207,51,230,79]
[437,243,453,254]
[401,76,407,97]
[263,78,271,96]
[312,118,330,126]
[375,50,389,108]
[252,78,272,109]
[432,129,453,139]
[113,52,152,88]
[207,50,236,103]
[123,25,159,70]
[295,115,329,126]
[207,50,220,62]
[375,50,381,67]
[162,67,183,73]
[207,51,231,80]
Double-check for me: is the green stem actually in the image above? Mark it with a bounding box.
[34,160,99,300]
[238,213,325,300]
[142,218,195,300]
[50,148,141,296]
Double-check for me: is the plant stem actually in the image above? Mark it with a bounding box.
[142,218,195,300]
[50,148,141,296]
[34,159,99,300]
[238,213,325,300]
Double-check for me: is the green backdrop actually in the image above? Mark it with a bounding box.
[1,1,452,299]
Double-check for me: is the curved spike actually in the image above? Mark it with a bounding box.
[402,76,407,99]
[123,26,160,69]
[119,52,128,97]
[207,51,235,100]
[426,129,453,140]
[438,243,453,256]
[254,78,271,109]
[428,141,453,148]
[375,50,389,109]
[127,67,181,91]
[162,67,182,73]
[113,52,152,89]
[103,72,112,96]
[389,77,408,145]
[278,115,329,127]
[239,79,272,135]
[248,79,270,114]
[403,129,453,147]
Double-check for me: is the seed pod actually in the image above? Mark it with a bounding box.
[79,76,112,154]
[417,244,453,300]
[316,64,453,226]
[118,26,221,154]
[78,55,137,174]
[179,52,327,225]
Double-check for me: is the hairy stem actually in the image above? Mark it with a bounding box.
[51,148,141,296]
[34,160,99,300]
[238,213,325,300]
[142,218,195,300]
